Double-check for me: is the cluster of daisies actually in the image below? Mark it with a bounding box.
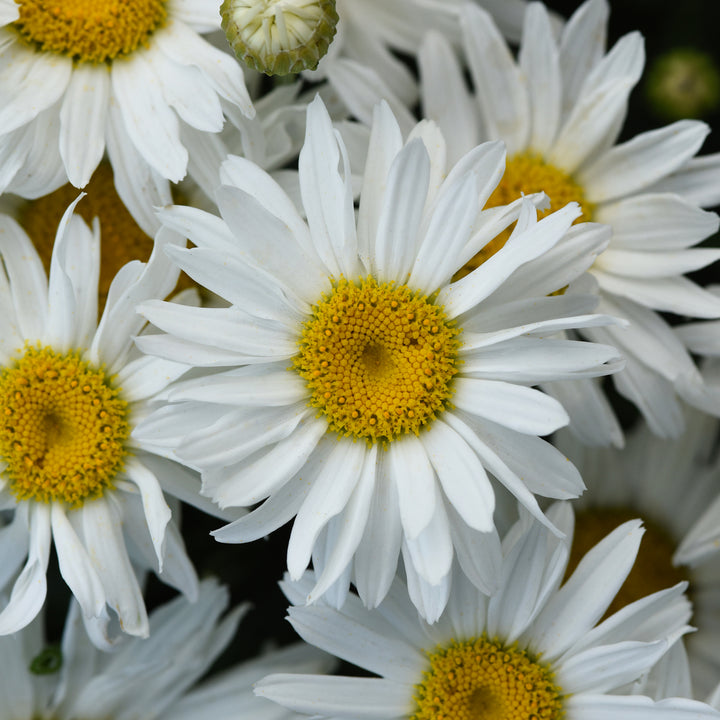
[1,0,720,717]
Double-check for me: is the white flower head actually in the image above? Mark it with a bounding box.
[0,196,200,645]
[0,0,253,235]
[137,95,623,619]
[0,578,331,720]
[418,0,720,441]
[558,409,720,698]
[256,505,718,720]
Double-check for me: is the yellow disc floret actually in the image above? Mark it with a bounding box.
[566,508,690,619]
[0,346,130,506]
[294,277,460,444]
[412,636,564,720]
[13,0,168,63]
[457,153,594,278]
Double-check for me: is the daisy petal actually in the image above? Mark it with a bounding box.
[421,419,495,532]
[388,436,436,540]
[59,63,109,188]
[255,674,411,719]
[111,53,188,182]
[51,504,106,620]
[453,378,569,435]
[123,458,171,570]
[81,497,149,638]
[580,120,710,203]
[0,504,51,634]
[531,520,644,660]
[461,4,529,154]
[565,694,720,720]
[287,440,366,579]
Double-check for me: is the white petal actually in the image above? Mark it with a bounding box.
[373,138,429,284]
[549,32,644,173]
[354,455,402,609]
[558,640,668,694]
[59,63,109,187]
[169,366,307,407]
[580,120,710,203]
[419,31,479,167]
[461,4,529,154]
[153,20,253,117]
[214,184,329,305]
[104,102,170,236]
[356,101,404,269]
[531,520,644,660]
[420,419,495,532]
[388,435,436,540]
[520,3,561,154]
[122,459,171,570]
[51,504,106,620]
[204,417,327,510]
[287,604,423,684]
[596,193,719,250]
[402,483,453,586]
[81,496,149,638]
[111,54,188,182]
[309,445,378,602]
[255,675,412,719]
[565,695,720,720]
[0,503,50,634]
[146,46,223,132]
[453,378,569,435]
[287,440,366,579]
[439,202,581,317]
[299,96,359,279]
[0,214,48,341]
[0,46,72,133]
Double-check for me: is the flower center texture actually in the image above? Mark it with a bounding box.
[13,0,168,63]
[294,277,460,444]
[0,346,130,506]
[221,0,338,74]
[567,508,690,618]
[457,152,594,278]
[412,636,564,720]
[19,162,187,311]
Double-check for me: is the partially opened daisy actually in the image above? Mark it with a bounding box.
[0,0,253,233]
[137,95,622,617]
[255,505,718,720]
[0,196,203,644]
[418,0,720,440]
[0,578,332,720]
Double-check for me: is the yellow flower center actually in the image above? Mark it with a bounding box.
[18,162,189,311]
[0,346,130,506]
[221,0,338,75]
[294,277,459,444]
[12,0,167,63]
[412,636,564,720]
[566,508,690,619]
[457,153,594,279]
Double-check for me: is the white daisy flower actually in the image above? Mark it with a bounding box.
[558,409,720,697]
[136,95,622,619]
[0,195,205,644]
[0,577,332,720]
[255,505,717,720]
[418,0,720,440]
[0,0,253,235]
